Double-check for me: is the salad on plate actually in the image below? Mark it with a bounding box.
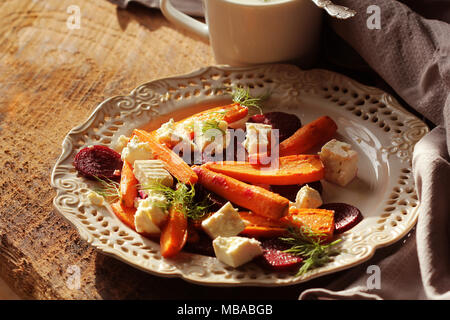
[73,87,363,276]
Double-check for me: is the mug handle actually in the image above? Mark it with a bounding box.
[160,0,210,41]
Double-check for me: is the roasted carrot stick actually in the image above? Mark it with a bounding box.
[111,200,136,230]
[203,155,324,185]
[180,103,248,125]
[279,116,337,156]
[193,166,289,220]
[133,129,198,185]
[239,211,288,238]
[281,207,335,242]
[120,160,138,208]
[160,204,188,258]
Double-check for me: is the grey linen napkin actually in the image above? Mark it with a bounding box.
[115,0,450,300]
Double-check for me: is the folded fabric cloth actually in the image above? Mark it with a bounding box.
[115,0,450,300]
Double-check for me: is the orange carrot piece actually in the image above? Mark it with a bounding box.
[160,205,188,258]
[282,207,335,242]
[133,129,198,185]
[203,155,324,185]
[221,103,249,123]
[239,211,286,227]
[193,166,289,220]
[111,201,136,230]
[279,116,337,157]
[180,103,248,125]
[239,211,288,238]
[120,160,138,208]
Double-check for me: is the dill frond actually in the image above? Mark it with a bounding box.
[140,182,211,220]
[280,226,342,276]
[231,86,270,114]
[93,176,120,203]
[201,119,226,134]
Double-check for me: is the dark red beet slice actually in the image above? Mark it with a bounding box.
[259,239,303,271]
[270,181,323,202]
[248,112,302,142]
[73,145,123,181]
[320,203,363,234]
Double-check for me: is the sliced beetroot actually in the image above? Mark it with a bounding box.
[248,112,302,142]
[320,203,363,234]
[270,181,323,202]
[259,239,303,271]
[73,145,123,181]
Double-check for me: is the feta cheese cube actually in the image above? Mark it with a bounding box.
[295,185,323,209]
[121,136,153,165]
[201,202,245,239]
[133,160,173,189]
[113,135,130,152]
[212,236,263,268]
[87,191,104,206]
[319,139,358,187]
[243,122,272,155]
[134,193,168,235]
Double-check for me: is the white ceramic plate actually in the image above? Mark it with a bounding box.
[51,64,428,286]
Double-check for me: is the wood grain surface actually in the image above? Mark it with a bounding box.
[0,0,406,300]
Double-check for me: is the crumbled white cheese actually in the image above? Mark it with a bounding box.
[193,119,229,152]
[242,122,272,155]
[113,135,130,152]
[121,136,153,165]
[212,236,263,268]
[201,202,245,239]
[319,139,358,187]
[87,191,104,206]
[294,185,323,209]
[134,193,168,235]
[156,118,195,151]
[133,160,173,190]
[156,119,178,145]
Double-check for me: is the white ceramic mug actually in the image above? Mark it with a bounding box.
[160,0,323,66]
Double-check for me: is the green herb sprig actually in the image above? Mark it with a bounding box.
[142,182,211,220]
[280,226,342,276]
[93,176,120,202]
[231,86,269,114]
[201,119,225,134]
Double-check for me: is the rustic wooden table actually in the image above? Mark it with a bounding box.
[0,0,410,300]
